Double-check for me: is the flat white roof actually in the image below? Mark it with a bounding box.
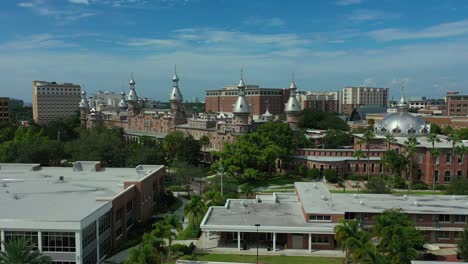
[0,162,163,223]
[295,182,468,215]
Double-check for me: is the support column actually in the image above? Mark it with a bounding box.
[308,233,312,252]
[1,230,4,252]
[273,233,276,252]
[237,232,241,251]
[96,219,100,262]
[75,231,82,264]
[38,231,42,252]
[203,232,207,250]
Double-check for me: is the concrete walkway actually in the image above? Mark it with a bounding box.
[173,195,190,229]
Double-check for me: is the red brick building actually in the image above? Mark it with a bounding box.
[446,91,468,116]
[205,85,290,116]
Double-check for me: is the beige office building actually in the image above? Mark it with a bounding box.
[32,81,81,125]
[341,86,389,115]
[0,97,11,124]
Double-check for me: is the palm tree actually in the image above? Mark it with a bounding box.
[384,133,396,151]
[427,133,441,192]
[349,231,374,263]
[447,133,461,179]
[454,145,468,177]
[126,233,162,264]
[334,219,361,263]
[162,215,182,257]
[184,196,206,234]
[353,149,365,192]
[363,129,376,182]
[430,148,442,193]
[239,183,256,198]
[362,249,388,264]
[404,137,419,192]
[0,238,52,264]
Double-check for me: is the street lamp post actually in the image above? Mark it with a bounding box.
[255,224,261,264]
[219,162,224,197]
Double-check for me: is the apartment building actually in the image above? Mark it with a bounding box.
[205,85,290,116]
[301,91,341,113]
[341,86,389,115]
[33,81,82,125]
[446,91,468,116]
[0,161,165,264]
[0,97,11,124]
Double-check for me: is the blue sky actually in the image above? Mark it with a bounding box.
[1,0,468,102]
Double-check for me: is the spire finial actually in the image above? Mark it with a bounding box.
[292,72,295,82]
[174,64,177,74]
[237,67,246,89]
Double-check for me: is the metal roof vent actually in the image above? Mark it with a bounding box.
[13,194,20,200]
[240,201,247,207]
[321,195,328,201]
[451,195,456,200]
[354,194,359,199]
[413,201,419,206]
[359,200,365,205]
[403,195,408,200]
[313,183,317,189]
[59,176,64,182]
[1,183,7,187]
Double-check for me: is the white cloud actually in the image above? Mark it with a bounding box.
[243,17,286,27]
[69,0,90,4]
[369,19,468,41]
[127,38,183,47]
[348,9,399,22]
[17,2,35,7]
[336,0,362,6]
[0,34,76,50]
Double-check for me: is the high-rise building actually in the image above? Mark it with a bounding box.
[341,86,389,115]
[205,85,290,116]
[32,81,81,125]
[446,91,468,116]
[0,97,11,124]
[300,91,341,113]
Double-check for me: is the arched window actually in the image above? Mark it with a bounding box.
[457,170,463,177]
[434,170,439,182]
[444,171,451,182]
[380,127,387,133]
[417,169,422,180]
[392,128,401,134]
[408,127,416,134]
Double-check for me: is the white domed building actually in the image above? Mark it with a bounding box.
[374,94,430,136]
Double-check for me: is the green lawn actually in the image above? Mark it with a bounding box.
[180,253,343,264]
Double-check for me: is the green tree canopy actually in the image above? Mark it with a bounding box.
[299,110,349,131]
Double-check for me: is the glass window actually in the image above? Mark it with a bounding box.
[438,214,450,223]
[42,232,76,252]
[446,153,451,164]
[99,211,111,235]
[99,237,112,259]
[82,221,97,249]
[437,231,450,240]
[311,235,330,244]
[83,249,97,264]
[309,215,331,221]
[444,171,451,182]
[454,215,466,223]
[116,207,123,221]
[5,231,39,250]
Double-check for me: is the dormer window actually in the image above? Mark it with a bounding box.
[408,127,416,134]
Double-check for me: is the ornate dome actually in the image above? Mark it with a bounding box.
[375,91,429,136]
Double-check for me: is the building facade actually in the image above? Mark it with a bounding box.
[200,182,468,252]
[301,91,341,113]
[0,97,11,124]
[33,81,82,125]
[446,91,468,116]
[0,161,165,264]
[81,71,300,152]
[341,86,389,115]
[205,85,290,116]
